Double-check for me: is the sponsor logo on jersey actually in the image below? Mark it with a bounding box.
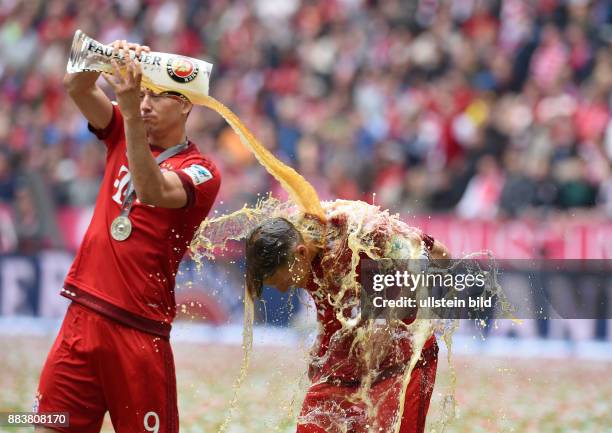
[112,165,131,206]
[182,164,212,185]
[166,57,199,83]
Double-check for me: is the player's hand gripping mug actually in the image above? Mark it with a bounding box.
[67,29,213,104]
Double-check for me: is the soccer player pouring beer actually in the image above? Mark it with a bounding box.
[34,40,220,433]
[245,207,449,433]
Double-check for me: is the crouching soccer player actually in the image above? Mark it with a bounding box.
[245,206,449,433]
[34,40,220,432]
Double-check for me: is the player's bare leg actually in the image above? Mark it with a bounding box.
[34,427,61,433]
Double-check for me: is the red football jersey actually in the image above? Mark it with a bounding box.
[305,213,436,384]
[62,104,220,335]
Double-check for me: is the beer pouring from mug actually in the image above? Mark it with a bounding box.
[67,29,213,103]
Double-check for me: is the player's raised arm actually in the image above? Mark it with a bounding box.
[101,55,197,209]
[63,69,111,130]
[63,40,150,130]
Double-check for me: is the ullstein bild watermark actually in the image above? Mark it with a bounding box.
[360,259,612,320]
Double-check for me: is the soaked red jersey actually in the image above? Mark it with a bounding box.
[305,213,437,384]
[62,104,220,336]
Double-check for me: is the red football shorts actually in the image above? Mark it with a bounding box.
[296,350,438,433]
[36,302,178,433]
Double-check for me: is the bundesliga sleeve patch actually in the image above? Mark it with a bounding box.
[182,164,213,185]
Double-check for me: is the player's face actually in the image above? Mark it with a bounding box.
[263,264,296,293]
[139,90,191,136]
[263,245,312,292]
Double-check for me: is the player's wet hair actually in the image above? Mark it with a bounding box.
[245,217,302,299]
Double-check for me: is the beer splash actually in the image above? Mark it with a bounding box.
[191,95,510,432]
[186,96,468,433]
[193,198,459,433]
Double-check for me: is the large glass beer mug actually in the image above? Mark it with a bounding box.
[67,29,213,104]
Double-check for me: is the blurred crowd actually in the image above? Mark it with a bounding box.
[0,0,611,252]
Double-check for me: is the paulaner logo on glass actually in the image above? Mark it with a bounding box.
[87,40,163,66]
[372,270,486,292]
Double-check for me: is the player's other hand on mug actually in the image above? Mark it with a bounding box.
[101,58,143,118]
[109,39,151,60]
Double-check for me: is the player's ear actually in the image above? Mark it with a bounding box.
[181,101,193,117]
[295,244,308,260]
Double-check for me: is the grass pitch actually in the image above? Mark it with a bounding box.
[0,334,610,433]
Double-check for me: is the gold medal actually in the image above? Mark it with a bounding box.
[110,215,132,241]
